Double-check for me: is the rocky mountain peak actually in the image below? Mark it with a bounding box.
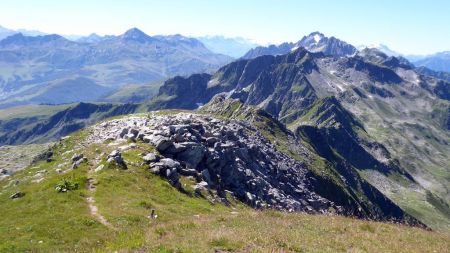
[243,31,357,59]
[358,47,389,60]
[294,32,357,57]
[357,47,413,69]
[298,31,325,45]
[121,27,153,43]
[77,33,103,43]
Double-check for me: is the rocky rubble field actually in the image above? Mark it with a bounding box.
[87,113,338,213]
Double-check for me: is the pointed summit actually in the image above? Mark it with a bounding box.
[121,27,153,43]
[304,31,325,43]
[295,32,357,57]
[77,33,104,43]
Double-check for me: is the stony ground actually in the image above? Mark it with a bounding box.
[87,113,336,213]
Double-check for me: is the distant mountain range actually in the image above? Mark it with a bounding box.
[0,28,232,108]
[77,34,259,58]
[3,25,450,72]
[0,25,47,40]
[0,25,449,110]
[1,26,259,58]
[357,43,450,72]
[196,35,259,58]
[412,51,450,72]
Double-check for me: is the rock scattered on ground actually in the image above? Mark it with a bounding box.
[71,153,87,169]
[87,113,339,213]
[107,150,127,169]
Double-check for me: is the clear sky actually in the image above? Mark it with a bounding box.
[1,0,449,55]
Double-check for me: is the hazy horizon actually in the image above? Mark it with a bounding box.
[1,0,450,55]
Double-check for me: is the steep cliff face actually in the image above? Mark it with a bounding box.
[146,73,212,110]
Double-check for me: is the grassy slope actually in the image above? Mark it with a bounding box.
[0,115,449,252]
[349,96,450,231]
[0,104,72,120]
[101,81,162,103]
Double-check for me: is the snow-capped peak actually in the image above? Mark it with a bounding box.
[313,34,322,43]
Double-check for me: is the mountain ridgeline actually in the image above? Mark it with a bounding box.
[0,102,139,145]
[0,28,232,108]
[242,32,357,59]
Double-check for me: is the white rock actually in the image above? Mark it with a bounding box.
[95,164,104,172]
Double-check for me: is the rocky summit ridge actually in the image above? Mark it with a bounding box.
[82,108,422,226]
[87,113,336,213]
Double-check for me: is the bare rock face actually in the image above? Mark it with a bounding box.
[88,113,338,214]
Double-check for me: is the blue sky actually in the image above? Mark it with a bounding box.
[1,0,449,55]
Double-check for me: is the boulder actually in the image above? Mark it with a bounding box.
[159,158,181,168]
[165,143,187,154]
[147,135,173,151]
[178,167,198,176]
[194,181,209,195]
[95,164,104,172]
[201,169,213,185]
[10,191,24,199]
[119,128,129,138]
[125,133,136,141]
[72,157,87,169]
[71,153,84,162]
[176,145,206,169]
[129,128,139,137]
[205,137,219,146]
[107,150,126,168]
[143,153,159,163]
[108,150,120,158]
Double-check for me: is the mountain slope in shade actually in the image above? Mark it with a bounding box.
[0,28,232,108]
[0,102,139,144]
[242,32,357,59]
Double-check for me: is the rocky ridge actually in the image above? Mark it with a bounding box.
[87,113,337,213]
